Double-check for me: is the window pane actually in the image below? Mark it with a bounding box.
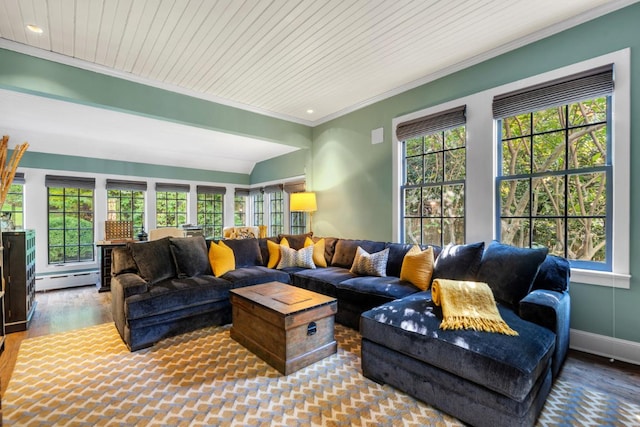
[533,131,565,173]
[404,218,421,244]
[569,126,607,169]
[500,179,530,216]
[500,218,530,248]
[532,176,565,216]
[568,98,607,126]
[502,113,531,139]
[404,188,421,217]
[533,218,565,256]
[443,184,464,217]
[502,137,531,176]
[422,187,441,217]
[421,218,441,245]
[405,138,423,156]
[405,156,423,185]
[424,152,443,183]
[444,127,465,149]
[533,105,565,134]
[568,217,606,262]
[424,133,443,153]
[567,172,606,216]
[444,148,465,181]
[443,218,464,246]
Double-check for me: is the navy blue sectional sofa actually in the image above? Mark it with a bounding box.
[110,233,570,427]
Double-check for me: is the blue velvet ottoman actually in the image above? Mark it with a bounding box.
[360,291,556,427]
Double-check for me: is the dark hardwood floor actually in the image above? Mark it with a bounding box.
[1,285,639,408]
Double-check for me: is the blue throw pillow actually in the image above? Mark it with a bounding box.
[431,241,485,283]
[222,238,263,268]
[476,241,548,308]
[531,255,570,292]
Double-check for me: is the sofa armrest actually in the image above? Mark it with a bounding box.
[519,289,571,378]
[111,273,148,342]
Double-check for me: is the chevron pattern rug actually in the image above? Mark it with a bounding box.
[3,323,639,426]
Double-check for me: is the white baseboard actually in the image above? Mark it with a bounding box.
[36,271,99,292]
[570,328,640,365]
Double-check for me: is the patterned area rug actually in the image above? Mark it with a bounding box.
[3,323,639,426]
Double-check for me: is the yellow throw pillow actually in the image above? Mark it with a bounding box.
[267,238,290,269]
[400,245,435,291]
[305,237,327,268]
[208,241,235,277]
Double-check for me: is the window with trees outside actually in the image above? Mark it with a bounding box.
[106,179,146,232]
[399,106,466,246]
[1,174,24,229]
[290,212,307,235]
[234,189,248,226]
[46,175,95,264]
[252,191,264,227]
[269,190,284,237]
[197,185,225,239]
[155,183,188,228]
[494,65,613,270]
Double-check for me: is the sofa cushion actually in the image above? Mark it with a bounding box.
[170,236,212,277]
[128,237,176,285]
[290,266,355,297]
[432,241,484,283]
[278,233,312,250]
[477,242,548,309]
[208,241,235,277]
[400,246,435,291]
[350,246,389,277]
[360,292,556,402]
[222,266,290,288]
[531,255,570,292]
[111,246,138,276]
[125,275,232,321]
[331,239,387,268]
[337,276,420,307]
[223,238,264,267]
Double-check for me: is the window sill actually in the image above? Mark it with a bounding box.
[570,268,631,289]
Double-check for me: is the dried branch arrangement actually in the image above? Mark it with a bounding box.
[0,135,29,207]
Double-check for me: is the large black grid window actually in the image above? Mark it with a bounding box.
[156,183,188,228]
[497,97,611,266]
[252,192,264,226]
[234,188,249,226]
[1,182,24,229]
[399,106,467,247]
[290,211,307,235]
[494,65,613,270]
[46,175,95,264]
[107,190,145,230]
[269,190,284,237]
[197,185,225,239]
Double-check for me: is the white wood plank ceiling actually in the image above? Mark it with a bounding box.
[1,0,631,123]
[0,0,634,173]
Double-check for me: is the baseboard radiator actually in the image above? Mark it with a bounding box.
[36,271,100,292]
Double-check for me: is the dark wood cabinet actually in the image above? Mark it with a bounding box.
[97,242,125,292]
[2,230,36,333]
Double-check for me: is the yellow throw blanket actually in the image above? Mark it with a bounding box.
[431,278,518,336]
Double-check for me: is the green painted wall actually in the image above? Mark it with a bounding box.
[19,151,249,184]
[251,149,310,184]
[311,4,640,343]
[0,48,312,151]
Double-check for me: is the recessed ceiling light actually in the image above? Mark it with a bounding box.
[26,24,43,34]
[306,109,314,114]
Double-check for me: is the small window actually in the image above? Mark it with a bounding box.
[155,183,189,228]
[1,182,24,229]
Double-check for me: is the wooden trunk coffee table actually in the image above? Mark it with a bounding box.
[230,282,338,375]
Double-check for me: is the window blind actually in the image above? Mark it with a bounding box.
[396,105,466,141]
[492,64,614,119]
[283,181,305,193]
[249,187,264,196]
[45,175,96,189]
[106,179,147,192]
[11,172,25,185]
[264,184,284,193]
[196,185,226,195]
[155,183,190,192]
[234,188,250,197]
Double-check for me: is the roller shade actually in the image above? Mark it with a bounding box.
[11,172,25,185]
[45,175,95,189]
[106,179,147,192]
[264,184,284,193]
[196,185,226,195]
[155,183,190,192]
[283,181,305,193]
[234,188,250,197]
[396,105,466,141]
[492,64,614,119]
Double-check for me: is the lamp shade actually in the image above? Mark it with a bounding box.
[290,192,317,212]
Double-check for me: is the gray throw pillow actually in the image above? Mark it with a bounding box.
[432,241,485,283]
[111,247,138,276]
[170,236,212,277]
[128,237,176,284]
[221,238,263,268]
